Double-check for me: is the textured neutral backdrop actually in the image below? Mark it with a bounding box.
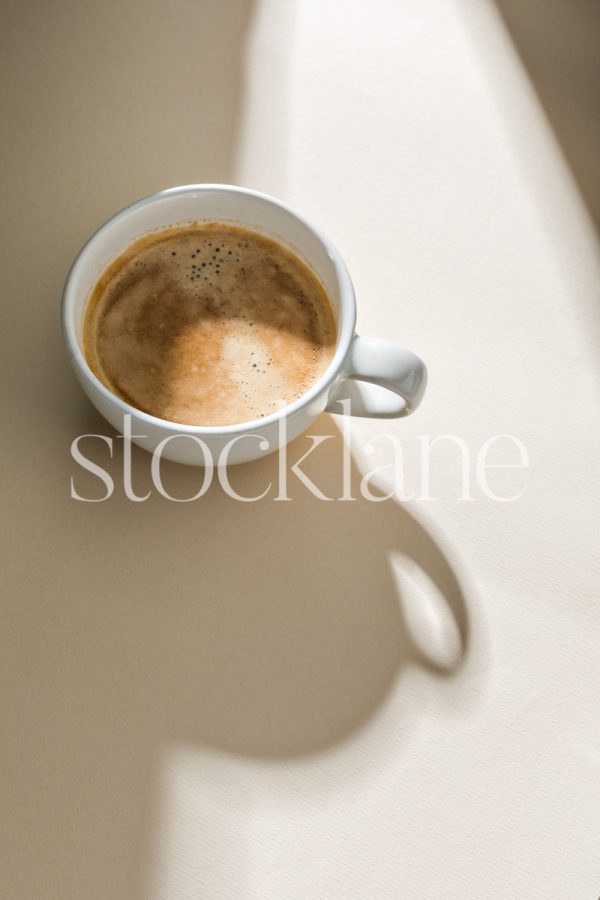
[2,1,599,898]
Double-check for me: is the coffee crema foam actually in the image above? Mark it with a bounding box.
[84,223,337,426]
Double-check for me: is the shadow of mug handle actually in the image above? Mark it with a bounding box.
[326,335,428,418]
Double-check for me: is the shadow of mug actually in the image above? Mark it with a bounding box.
[68,407,471,759]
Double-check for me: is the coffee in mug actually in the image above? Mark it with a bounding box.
[83,223,336,427]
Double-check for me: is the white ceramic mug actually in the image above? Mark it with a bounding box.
[62,184,427,465]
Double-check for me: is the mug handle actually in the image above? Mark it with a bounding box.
[325,335,427,418]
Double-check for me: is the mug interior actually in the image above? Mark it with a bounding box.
[62,185,356,430]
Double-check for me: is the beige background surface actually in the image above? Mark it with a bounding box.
[2,1,599,898]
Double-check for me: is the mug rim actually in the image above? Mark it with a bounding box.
[61,183,357,435]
